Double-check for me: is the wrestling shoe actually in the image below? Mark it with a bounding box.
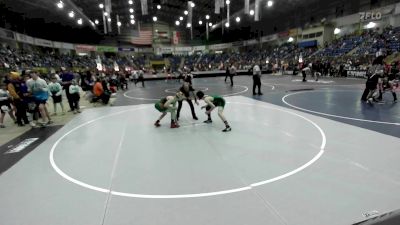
[170,122,180,128]
[222,126,232,132]
[154,120,161,127]
[203,119,212,124]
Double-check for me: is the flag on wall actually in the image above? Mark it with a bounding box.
[156,31,169,39]
[141,0,148,15]
[172,31,180,45]
[131,30,153,45]
[255,0,260,21]
[215,0,220,14]
[244,0,249,14]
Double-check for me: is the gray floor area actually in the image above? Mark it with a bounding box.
[1,93,400,225]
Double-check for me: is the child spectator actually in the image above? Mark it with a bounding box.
[48,76,65,115]
[69,80,81,114]
[0,83,16,128]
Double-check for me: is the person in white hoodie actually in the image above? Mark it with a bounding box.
[69,80,81,114]
[48,76,65,115]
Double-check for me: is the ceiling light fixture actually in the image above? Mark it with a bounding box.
[250,9,255,15]
[117,21,122,27]
[99,3,104,9]
[267,0,273,7]
[206,15,210,20]
[68,11,75,18]
[226,0,230,5]
[129,8,134,13]
[94,19,99,24]
[187,23,192,28]
[77,18,83,25]
[225,22,230,27]
[157,4,161,9]
[179,16,184,21]
[175,20,180,26]
[199,20,203,25]
[128,0,133,4]
[184,10,188,15]
[191,2,195,7]
[130,19,135,24]
[57,1,64,9]
[153,16,157,22]
[108,18,111,22]
[130,15,134,19]
[208,22,212,26]
[236,17,240,22]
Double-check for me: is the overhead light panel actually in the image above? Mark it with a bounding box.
[288,37,294,42]
[199,20,203,25]
[130,15,134,19]
[267,0,273,7]
[250,9,254,15]
[99,3,104,9]
[68,11,75,18]
[130,19,135,24]
[57,1,64,9]
[334,28,341,34]
[77,18,83,25]
[128,0,133,4]
[94,19,99,24]
[208,22,212,26]
[157,4,161,9]
[108,18,111,22]
[206,15,210,20]
[179,16,184,21]
[117,21,122,27]
[191,2,195,7]
[184,10,188,15]
[175,20,180,26]
[153,16,157,22]
[225,22,230,27]
[187,23,191,28]
[129,8,134,13]
[226,0,230,5]
[236,17,240,22]
[104,12,108,16]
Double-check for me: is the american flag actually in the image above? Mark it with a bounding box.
[131,30,153,45]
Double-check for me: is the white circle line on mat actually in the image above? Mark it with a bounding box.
[50,102,325,199]
[221,85,249,97]
[261,81,363,87]
[124,85,248,101]
[282,90,400,125]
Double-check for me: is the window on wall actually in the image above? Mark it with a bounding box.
[316,32,323,37]
[309,33,316,38]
